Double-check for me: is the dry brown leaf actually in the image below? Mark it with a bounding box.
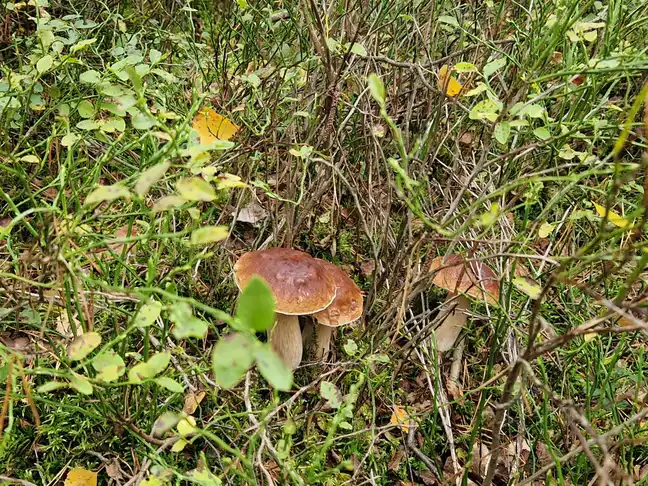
[183,390,206,414]
[233,200,267,225]
[471,442,490,478]
[446,379,463,400]
[105,459,123,481]
[360,259,375,277]
[388,448,405,471]
[108,225,139,254]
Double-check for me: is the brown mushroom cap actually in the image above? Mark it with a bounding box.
[233,248,337,315]
[430,254,499,304]
[312,260,363,327]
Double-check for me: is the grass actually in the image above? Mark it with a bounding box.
[2,0,648,484]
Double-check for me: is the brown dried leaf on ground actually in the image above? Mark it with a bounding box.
[183,389,206,415]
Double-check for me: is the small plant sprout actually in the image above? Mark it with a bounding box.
[429,254,499,352]
[312,259,363,361]
[233,248,337,369]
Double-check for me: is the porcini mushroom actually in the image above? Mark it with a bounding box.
[233,248,337,369]
[429,254,499,352]
[312,260,363,361]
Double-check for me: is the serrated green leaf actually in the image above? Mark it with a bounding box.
[134,300,162,328]
[212,333,256,389]
[236,276,276,332]
[320,381,343,409]
[84,184,131,206]
[69,373,93,395]
[154,376,185,393]
[67,332,102,361]
[176,177,217,201]
[254,344,292,391]
[190,226,229,245]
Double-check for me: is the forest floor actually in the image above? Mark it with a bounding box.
[2,0,648,485]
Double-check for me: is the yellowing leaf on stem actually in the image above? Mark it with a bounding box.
[191,108,240,144]
[64,468,97,486]
[538,222,555,238]
[390,405,415,432]
[592,202,632,230]
[437,65,463,97]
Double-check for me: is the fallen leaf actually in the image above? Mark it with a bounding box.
[538,222,555,238]
[388,448,405,471]
[570,74,586,86]
[107,225,138,254]
[192,107,240,144]
[592,202,632,229]
[183,390,207,414]
[390,405,415,432]
[438,65,463,97]
[233,200,267,224]
[105,460,123,481]
[459,131,473,146]
[471,442,490,478]
[64,468,97,486]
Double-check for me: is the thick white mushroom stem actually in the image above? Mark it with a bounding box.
[270,314,303,370]
[314,323,334,361]
[434,293,469,352]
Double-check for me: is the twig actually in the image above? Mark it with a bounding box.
[0,476,38,486]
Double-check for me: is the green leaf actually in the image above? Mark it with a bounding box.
[367,73,385,106]
[135,162,170,197]
[93,351,126,383]
[151,195,186,213]
[235,276,276,332]
[132,112,157,130]
[152,411,180,436]
[343,339,358,356]
[483,57,507,78]
[494,122,510,144]
[320,381,343,409]
[71,38,97,53]
[437,15,459,27]
[101,117,126,133]
[77,100,95,118]
[212,333,256,389]
[124,66,143,94]
[533,126,551,140]
[176,177,217,201]
[154,377,185,393]
[134,300,163,328]
[519,103,545,119]
[128,352,171,383]
[61,133,80,147]
[172,317,208,340]
[76,119,100,130]
[190,226,229,245]
[454,62,478,73]
[513,277,542,300]
[79,69,101,84]
[69,373,93,395]
[350,43,367,56]
[67,332,102,361]
[37,381,67,393]
[149,48,163,64]
[469,99,500,122]
[84,183,131,206]
[36,55,53,73]
[254,344,292,391]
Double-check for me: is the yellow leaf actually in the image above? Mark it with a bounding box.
[513,277,542,300]
[171,438,188,452]
[592,202,632,229]
[191,107,240,144]
[538,222,555,238]
[390,405,414,432]
[64,469,97,486]
[438,65,463,97]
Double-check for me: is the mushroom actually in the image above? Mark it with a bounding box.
[311,260,363,361]
[429,254,499,352]
[233,248,337,369]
